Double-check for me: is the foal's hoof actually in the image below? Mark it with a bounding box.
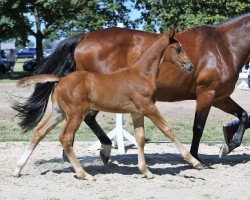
[84,174,96,181]
[100,144,112,165]
[193,162,203,170]
[141,169,154,179]
[144,171,155,179]
[219,143,229,158]
[13,167,21,177]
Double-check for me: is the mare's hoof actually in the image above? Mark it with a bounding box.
[219,143,229,158]
[100,144,112,165]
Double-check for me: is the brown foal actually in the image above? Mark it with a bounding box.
[13,31,201,180]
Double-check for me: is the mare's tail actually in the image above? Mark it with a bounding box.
[12,33,86,132]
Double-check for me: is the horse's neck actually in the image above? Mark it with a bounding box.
[132,36,167,81]
[221,15,250,70]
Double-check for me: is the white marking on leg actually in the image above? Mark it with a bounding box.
[13,149,33,177]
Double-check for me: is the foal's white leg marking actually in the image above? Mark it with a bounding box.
[13,101,64,177]
[13,148,33,177]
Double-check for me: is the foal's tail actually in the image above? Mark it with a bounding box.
[12,33,86,132]
[17,74,60,88]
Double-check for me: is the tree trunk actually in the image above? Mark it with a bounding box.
[36,31,44,65]
[34,6,44,65]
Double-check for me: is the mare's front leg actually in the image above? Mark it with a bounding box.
[214,97,248,157]
[144,104,202,170]
[190,90,215,161]
[131,114,154,179]
[60,112,95,181]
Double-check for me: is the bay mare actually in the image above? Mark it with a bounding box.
[13,13,250,162]
[13,33,200,180]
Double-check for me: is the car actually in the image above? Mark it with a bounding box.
[16,47,36,58]
[0,59,14,74]
[0,50,14,74]
[23,56,72,75]
[22,58,37,72]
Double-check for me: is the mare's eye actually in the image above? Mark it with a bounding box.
[176,46,181,54]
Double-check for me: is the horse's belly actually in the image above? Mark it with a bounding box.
[90,101,138,114]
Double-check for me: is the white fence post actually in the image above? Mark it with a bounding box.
[88,113,137,154]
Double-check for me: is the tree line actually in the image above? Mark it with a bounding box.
[0,0,249,62]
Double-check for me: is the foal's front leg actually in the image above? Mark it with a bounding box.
[63,110,112,165]
[131,114,154,179]
[145,104,203,170]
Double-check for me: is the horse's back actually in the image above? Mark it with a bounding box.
[74,27,159,73]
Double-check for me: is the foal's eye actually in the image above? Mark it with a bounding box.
[175,46,181,54]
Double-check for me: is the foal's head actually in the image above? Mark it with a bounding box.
[164,29,193,73]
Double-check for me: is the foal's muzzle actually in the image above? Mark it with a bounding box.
[181,61,193,73]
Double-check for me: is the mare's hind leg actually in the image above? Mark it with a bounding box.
[131,114,154,179]
[60,111,95,181]
[13,103,64,177]
[214,97,248,157]
[84,110,112,165]
[144,104,203,170]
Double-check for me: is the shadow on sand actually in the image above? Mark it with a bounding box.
[37,152,250,177]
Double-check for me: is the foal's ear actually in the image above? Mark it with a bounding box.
[169,28,178,44]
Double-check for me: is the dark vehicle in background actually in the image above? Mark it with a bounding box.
[23,49,54,72]
[0,58,12,73]
[16,47,36,58]
[0,50,14,74]
[23,58,37,72]
[23,56,72,75]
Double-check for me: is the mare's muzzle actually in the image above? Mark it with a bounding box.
[181,61,193,73]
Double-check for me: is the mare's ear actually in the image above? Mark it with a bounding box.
[169,28,178,44]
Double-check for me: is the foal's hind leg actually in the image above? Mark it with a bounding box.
[13,103,64,177]
[59,111,95,181]
[131,114,154,179]
[144,104,203,170]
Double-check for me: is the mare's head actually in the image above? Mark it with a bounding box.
[164,29,193,73]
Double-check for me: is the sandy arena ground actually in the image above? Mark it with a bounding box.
[0,83,249,200]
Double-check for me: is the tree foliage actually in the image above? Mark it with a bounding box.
[0,0,133,61]
[134,0,250,32]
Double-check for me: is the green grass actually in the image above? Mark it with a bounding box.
[0,112,249,143]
